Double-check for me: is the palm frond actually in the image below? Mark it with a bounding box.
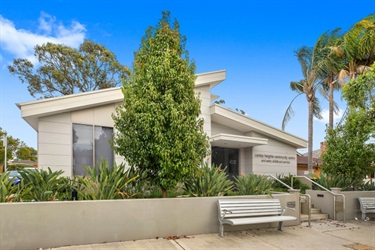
[282,93,303,130]
[290,80,304,93]
[313,98,323,120]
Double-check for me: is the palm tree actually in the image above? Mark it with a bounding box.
[338,14,375,85]
[316,29,345,129]
[282,45,323,174]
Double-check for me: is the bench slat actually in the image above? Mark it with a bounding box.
[222,215,297,226]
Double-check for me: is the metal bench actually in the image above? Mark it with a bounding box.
[358,197,375,220]
[217,199,297,237]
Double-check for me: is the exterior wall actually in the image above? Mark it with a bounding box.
[38,113,72,176]
[195,85,211,136]
[0,193,299,250]
[239,147,253,175]
[251,132,297,175]
[211,122,243,136]
[38,104,125,177]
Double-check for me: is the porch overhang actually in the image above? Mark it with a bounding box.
[209,133,268,148]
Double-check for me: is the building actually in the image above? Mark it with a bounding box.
[17,70,307,178]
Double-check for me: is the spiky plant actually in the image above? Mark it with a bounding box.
[235,174,274,195]
[75,161,137,200]
[183,164,233,197]
[20,168,68,201]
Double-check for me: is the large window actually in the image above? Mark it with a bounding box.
[73,124,114,175]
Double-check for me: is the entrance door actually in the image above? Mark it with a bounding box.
[211,147,239,181]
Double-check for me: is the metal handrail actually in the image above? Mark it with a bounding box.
[300,194,311,227]
[266,175,312,226]
[266,174,294,190]
[292,176,346,222]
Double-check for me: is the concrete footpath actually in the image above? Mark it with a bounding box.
[52,220,375,250]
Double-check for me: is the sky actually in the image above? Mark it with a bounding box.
[0,0,374,153]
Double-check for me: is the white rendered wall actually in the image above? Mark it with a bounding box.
[211,122,243,136]
[251,132,297,175]
[195,85,211,137]
[38,113,72,177]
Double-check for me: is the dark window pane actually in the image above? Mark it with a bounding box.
[95,126,114,169]
[73,124,93,175]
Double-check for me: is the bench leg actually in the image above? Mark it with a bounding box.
[362,213,366,221]
[278,221,283,231]
[219,223,224,237]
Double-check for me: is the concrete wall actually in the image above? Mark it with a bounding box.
[0,193,299,250]
[306,190,375,220]
[251,133,297,175]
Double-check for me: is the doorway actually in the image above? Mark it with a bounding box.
[211,147,239,181]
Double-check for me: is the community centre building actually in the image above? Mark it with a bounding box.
[17,70,307,178]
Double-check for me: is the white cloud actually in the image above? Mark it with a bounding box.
[0,13,86,63]
[314,108,344,124]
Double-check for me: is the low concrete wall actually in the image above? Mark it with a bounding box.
[306,190,375,220]
[0,193,299,249]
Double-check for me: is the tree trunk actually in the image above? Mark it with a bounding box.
[161,186,167,198]
[329,81,334,129]
[308,100,314,174]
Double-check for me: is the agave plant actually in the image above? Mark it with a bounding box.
[183,164,233,197]
[75,161,137,200]
[0,173,31,202]
[19,168,68,201]
[235,174,274,195]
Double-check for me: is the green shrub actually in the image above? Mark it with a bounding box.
[20,168,68,201]
[313,173,364,191]
[235,174,273,195]
[75,161,137,200]
[0,172,31,202]
[183,164,233,197]
[272,174,309,194]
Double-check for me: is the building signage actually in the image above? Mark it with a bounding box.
[254,153,296,165]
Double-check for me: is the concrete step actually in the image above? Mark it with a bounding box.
[301,213,329,222]
[311,207,321,214]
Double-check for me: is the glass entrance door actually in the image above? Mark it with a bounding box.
[211,147,239,181]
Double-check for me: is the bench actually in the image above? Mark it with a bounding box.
[217,199,297,237]
[358,197,375,220]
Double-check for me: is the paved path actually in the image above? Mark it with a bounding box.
[52,220,375,250]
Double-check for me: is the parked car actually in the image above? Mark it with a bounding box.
[8,170,22,185]
[7,168,37,185]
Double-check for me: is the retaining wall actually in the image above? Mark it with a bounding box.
[0,193,299,249]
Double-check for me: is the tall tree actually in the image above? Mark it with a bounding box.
[8,40,130,99]
[282,43,325,174]
[113,11,209,198]
[317,29,345,129]
[0,128,38,168]
[322,64,375,188]
[16,146,37,162]
[338,14,375,85]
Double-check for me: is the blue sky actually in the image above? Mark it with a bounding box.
[0,0,374,152]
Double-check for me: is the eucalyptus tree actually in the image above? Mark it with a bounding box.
[113,11,209,198]
[8,40,130,99]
